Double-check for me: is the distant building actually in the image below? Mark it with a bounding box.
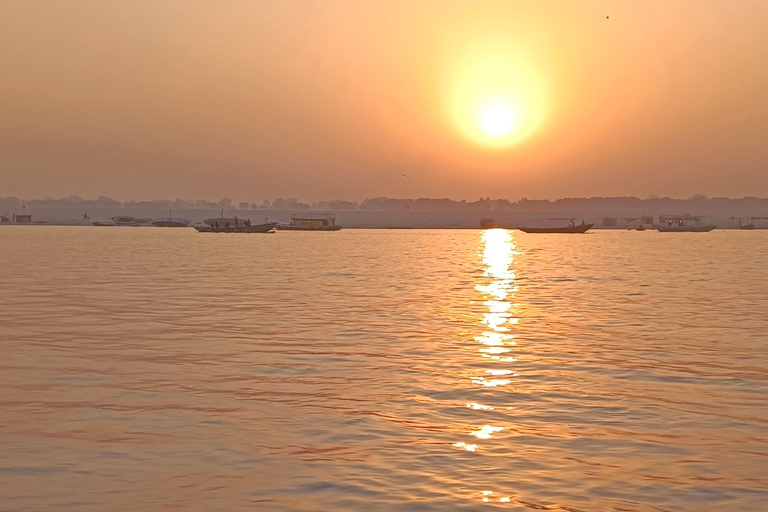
[13,213,32,223]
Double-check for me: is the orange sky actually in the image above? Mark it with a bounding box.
[1,0,767,202]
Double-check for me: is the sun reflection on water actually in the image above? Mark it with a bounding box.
[453,229,520,503]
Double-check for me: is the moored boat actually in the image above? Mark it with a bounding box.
[655,214,714,232]
[276,212,341,231]
[517,219,593,233]
[195,221,277,233]
[111,216,152,226]
[731,216,767,229]
[152,217,190,227]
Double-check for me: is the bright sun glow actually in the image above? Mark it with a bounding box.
[444,39,549,148]
[482,103,515,137]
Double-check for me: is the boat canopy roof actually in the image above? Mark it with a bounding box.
[152,217,190,223]
[658,214,706,220]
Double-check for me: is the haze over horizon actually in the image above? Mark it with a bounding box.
[2,1,767,202]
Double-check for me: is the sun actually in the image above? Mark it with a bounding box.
[482,103,515,137]
[443,39,549,148]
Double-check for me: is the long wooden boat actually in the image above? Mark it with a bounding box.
[517,223,593,234]
[195,222,277,233]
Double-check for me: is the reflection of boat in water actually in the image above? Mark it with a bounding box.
[655,214,715,232]
[276,212,341,231]
[517,218,593,233]
[195,221,277,233]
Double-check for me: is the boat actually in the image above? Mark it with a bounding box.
[276,212,342,231]
[111,216,151,226]
[731,216,767,229]
[150,210,191,227]
[195,221,277,233]
[655,214,715,232]
[152,217,190,227]
[517,218,593,233]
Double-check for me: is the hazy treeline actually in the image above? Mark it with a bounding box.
[3,195,768,213]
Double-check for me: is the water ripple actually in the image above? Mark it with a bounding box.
[1,227,767,510]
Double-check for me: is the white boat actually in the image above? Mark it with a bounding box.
[276,212,342,231]
[655,214,715,232]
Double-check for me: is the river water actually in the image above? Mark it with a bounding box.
[1,227,767,511]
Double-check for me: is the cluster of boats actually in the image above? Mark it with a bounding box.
[491,214,720,233]
[93,215,190,228]
[87,213,762,234]
[93,212,343,233]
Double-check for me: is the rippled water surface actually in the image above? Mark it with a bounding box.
[2,226,767,511]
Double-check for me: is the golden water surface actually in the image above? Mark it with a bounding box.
[1,227,767,511]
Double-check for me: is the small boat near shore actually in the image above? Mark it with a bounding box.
[517,219,593,234]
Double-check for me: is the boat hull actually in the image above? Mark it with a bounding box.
[152,218,190,227]
[655,225,715,232]
[517,223,593,234]
[195,222,277,233]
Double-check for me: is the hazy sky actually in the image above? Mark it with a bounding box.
[1,0,767,202]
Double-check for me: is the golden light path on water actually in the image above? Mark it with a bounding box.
[454,228,519,504]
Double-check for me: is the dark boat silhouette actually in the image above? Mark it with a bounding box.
[195,221,277,233]
[517,219,593,233]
